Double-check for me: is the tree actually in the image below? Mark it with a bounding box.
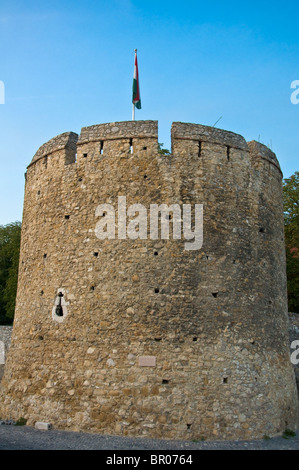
[283,172,299,312]
[0,222,21,324]
[158,142,171,155]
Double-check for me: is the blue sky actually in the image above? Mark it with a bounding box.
[0,0,298,225]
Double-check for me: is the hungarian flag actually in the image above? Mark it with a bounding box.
[132,50,141,110]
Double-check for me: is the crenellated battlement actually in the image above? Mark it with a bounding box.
[27,121,283,180]
[78,120,158,144]
[248,140,282,175]
[171,121,248,150]
[29,131,78,167]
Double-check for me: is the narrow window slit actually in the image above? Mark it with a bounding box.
[100,141,104,154]
[227,146,230,161]
[129,138,133,154]
[198,141,202,158]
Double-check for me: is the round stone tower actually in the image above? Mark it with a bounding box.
[0,120,298,440]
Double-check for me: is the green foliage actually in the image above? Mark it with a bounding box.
[283,172,299,312]
[283,172,299,241]
[0,221,21,324]
[282,428,296,439]
[158,142,171,155]
[15,417,27,426]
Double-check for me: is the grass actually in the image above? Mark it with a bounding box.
[15,417,27,426]
[282,429,296,439]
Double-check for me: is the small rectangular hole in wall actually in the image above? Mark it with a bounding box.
[83,153,88,158]
[129,138,133,154]
[162,379,169,384]
[65,215,70,220]
[100,141,104,154]
[223,377,228,384]
[212,292,218,298]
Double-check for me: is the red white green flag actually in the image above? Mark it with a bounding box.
[132,49,141,111]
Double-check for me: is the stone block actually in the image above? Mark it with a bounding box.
[35,422,52,431]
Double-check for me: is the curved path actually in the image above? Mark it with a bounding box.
[0,425,298,450]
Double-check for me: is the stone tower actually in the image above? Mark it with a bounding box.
[0,120,298,440]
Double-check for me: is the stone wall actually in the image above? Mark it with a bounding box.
[0,326,12,382]
[29,132,78,167]
[0,121,298,441]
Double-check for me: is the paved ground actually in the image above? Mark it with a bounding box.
[0,424,298,450]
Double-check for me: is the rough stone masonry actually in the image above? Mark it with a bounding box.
[0,120,298,441]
